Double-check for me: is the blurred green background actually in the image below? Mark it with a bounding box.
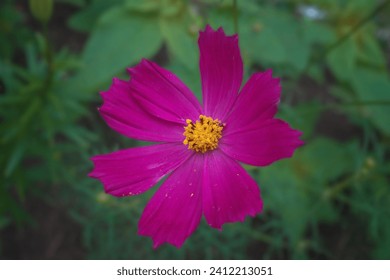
[1,0,390,259]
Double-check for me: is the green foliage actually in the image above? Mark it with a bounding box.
[1,0,390,260]
[0,1,32,59]
[352,68,390,134]
[0,15,93,236]
[65,0,200,94]
[71,7,163,93]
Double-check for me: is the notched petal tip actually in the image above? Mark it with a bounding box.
[126,58,150,76]
[294,134,305,149]
[202,24,213,33]
[87,170,96,179]
[142,234,185,249]
[199,24,243,120]
[97,72,188,142]
[88,156,100,178]
[221,117,304,167]
[200,25,239,41]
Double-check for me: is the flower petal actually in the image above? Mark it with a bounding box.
[128,59,202,123]
[199,25,243,121]
[225,70,281,131]
[89,143,191,197]
[220,118,304,166]
[138,154,203,248]
[99,78,184,142]
[203,151,263,229]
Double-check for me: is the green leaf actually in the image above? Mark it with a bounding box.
[2,98,41,143]
[63,126,97,147]
[327,38,357,81]
[67,0,124,32]
[351,68,390,134]
[255,7,311,71]
[71,7,163,93]
[259,138,357,250]
[124,0,161,13]
[160,18,198,70]
[279,102,322,139]
[207,8,287,66]
[4,142,25,177]
[206,7,234,34]
[357,31,386,68]
[303,20,335,46]
[294,138,357,182]
[240,21,286,65]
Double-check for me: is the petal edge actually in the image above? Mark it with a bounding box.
[199,25,243,121]
[138,154,203,248]
[89,143,191,197]
[203,151,263,229]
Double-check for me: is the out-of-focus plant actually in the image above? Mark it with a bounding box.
[1,0,390,259]
[0,1,31,59]
[0,0,95,246]
[64,0,201,97]
[304,0,390,135]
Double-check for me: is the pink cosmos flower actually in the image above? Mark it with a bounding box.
[89,25,303,248]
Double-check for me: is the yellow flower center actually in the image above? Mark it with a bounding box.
[183,115,224,153]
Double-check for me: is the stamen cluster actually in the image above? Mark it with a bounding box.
[183,115,224,153]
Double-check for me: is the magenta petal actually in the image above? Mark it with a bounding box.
[100,78,184,142]
[89,143,191,197]
[220,119,304,166]
[138,155,203,248]
[203,151,263,229]
[199,25,243,121]
[225,70,281,131]
[128,59,202,123]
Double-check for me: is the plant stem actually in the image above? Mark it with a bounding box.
[341,100,390,106]
[325,157,375,199]
[292,100,390,115]
[43,22,54,94]
[233,0,238,34]
[323,0,390,56]
[307,0,390,70]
